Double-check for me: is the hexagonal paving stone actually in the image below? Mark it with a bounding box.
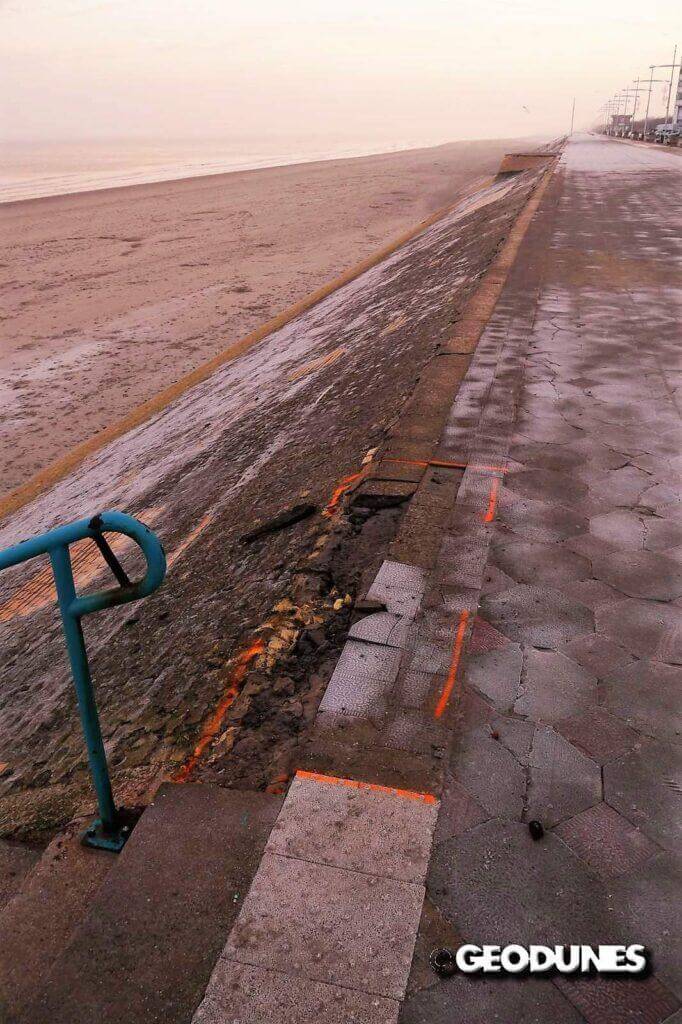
[554,802,657,879]
[554,974,679,1024]
[505,467,589,504]
[596,599,682,663]
[429,819,622,947]
[468,615,511,654]
[480,564,517,596]
[586,466,651,506]
[496,493,589,543]
[514,416,585,445]
[481,585,594,648]
[589,510,646,550]
[589,549,682,602]
[602,661,681,743]
[492,540,591,586]
[527,726,602,826]
[402,971,583,1024]
[509,440,584,473]
[515,649,598,724]
[604,739,681,853]
[560,579,622,611]
[465,645,523,711]
[643,517,682,553]
[448,727,529,820]
[638,482,681,515]
[432,775,490,847]
[555,707,639,764]
[557,634,636,679]
[609,851,682,997]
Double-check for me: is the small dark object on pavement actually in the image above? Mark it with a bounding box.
[528,820,544,840]
[430,947,457,977]
[240,503,318,543]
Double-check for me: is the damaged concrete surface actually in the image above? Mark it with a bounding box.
[0,169,545,837]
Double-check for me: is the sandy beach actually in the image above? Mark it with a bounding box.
[1,138,529,497]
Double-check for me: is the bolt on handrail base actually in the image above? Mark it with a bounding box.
[81,810,135,853]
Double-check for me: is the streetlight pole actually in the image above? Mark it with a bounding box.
[665,44,678,125]
[641,71,669,139]
[570,97,576,135]
[648,47,680,130]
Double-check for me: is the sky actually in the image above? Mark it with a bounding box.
[1,0,680,145]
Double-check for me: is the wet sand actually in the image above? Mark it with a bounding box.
[1,138,529,497]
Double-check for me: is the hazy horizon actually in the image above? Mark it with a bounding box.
[2,0,680,146]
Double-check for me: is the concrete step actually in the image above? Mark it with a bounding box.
[0,828,117,1022]
[18,783,282,1024]
[0,838,41,912]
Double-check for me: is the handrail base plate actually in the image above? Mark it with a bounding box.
[81,816,133,853]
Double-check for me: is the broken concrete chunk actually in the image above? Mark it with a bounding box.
[239,503,318,543]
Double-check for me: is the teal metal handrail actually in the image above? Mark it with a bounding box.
[0,511,166,851]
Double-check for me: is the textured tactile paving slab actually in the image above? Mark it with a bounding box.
[193,960,401,1024]
[194,771,439,1022]
[221,852,424,999]
[319,641,402,717]
[319,560,425,719]
[266,772,438,884]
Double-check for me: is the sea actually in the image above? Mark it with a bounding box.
[0,133,446,204]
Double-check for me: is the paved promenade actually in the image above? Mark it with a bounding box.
[190,135,681,1023]
[399,135,682,1023]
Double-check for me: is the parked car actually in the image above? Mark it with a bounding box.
[655,124,681,143]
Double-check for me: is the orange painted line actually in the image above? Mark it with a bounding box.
[323,471,363,517]
[434,610,470,719]
[483,477,501,522]
[287,346,346,383]
[173,638,265,783]
[295,769,437,805]
[166,512,214,570]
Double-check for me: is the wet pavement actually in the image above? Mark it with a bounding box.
[0,170,542,837]
[397,135,681,1023]
[185,135,682,1024]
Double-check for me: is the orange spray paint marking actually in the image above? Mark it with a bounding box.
[173,639,266,782]
[483,477,501,522]
[323,472,363,517]
[287,346,346,382]
[166,512,214,570]
[295,769,437,805]
[434,610,470,719]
